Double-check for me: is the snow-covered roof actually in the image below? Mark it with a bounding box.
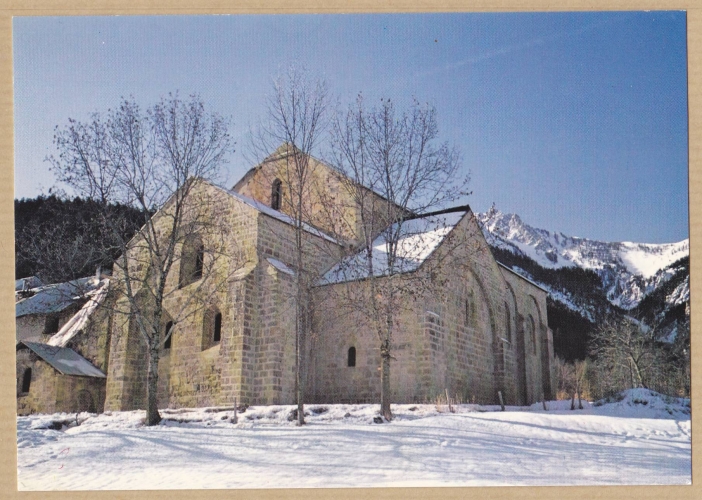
[15,277,103,318]
[47,280,110,347]
[320,211,466,285]
[18,341,106,378]
[15,276,43,292]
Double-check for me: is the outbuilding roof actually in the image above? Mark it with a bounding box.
[17,341,106,378]
[15,276,43,292]
[15,276,103,318]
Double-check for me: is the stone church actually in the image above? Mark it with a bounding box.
[16,146,555,415]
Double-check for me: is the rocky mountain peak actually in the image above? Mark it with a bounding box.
[477,206,689,311]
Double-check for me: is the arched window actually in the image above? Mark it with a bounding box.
[271,178,282,210]
[21,368,32,394]
[347,346,356,367]
[164,321,174,350]
[202,308,222,350]
[179,236,204,288]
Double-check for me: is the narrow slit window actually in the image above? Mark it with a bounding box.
[213,313,222,342]
[347,346,356,367]
[21,368,31,393]
[271,178,282,210]
[179,236,204,288]
[193,244,204,280]
[504,303,511,342]
[164,321,174,350]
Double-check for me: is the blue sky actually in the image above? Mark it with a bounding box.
[13,13,688,243]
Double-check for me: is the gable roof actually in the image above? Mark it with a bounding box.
[231,143,409,218]
[17,341,106,378]
[207,182,340,244]
[15,276,103,318]
[319,210,467,285]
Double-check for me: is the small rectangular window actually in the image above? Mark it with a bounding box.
[21,368,32,394]
[44,315,60,335]
[347,347,356,367]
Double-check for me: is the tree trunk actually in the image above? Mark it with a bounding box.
[145,345,161,426]
[628,355,647,389]
[380,339,392,421]
[295,285,306,426]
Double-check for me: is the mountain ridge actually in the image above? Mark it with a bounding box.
[476,205,689,311]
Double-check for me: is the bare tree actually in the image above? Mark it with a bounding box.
[589,316,661,397]
[248,67,330,425]
[49,94,234,425]
[328,96,469,420]
[573,359,588,409]
[556,357,588,409]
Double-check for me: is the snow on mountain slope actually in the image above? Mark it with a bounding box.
[477,206,689,310]
[667,275,690,306]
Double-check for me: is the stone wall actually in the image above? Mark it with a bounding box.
[308,211,556,406]
[15,307,79,343]
[104,179,344,410]
[499,266,554,403]
[99,179,555,412]
[234,149,401,245]
[241,207,342,405]
[16,349,106,415]
[104,183,257,411]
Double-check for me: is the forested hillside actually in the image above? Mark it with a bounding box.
[15,195,146,284]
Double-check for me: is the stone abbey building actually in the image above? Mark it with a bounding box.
[16,147,555,415]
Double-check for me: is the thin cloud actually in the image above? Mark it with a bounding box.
[416,16,616,79]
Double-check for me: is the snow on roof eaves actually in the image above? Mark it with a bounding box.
[208,183,340,244]
[15,277,102,318]
[47,280,109,348]
[319,211,466,286]
[18,341,106,378]
[497,262,549,293]
[266,257,295,276]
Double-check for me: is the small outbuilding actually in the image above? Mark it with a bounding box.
[15,276,112,415]
[16,341,107,415]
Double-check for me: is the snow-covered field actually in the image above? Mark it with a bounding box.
[16,389,691,490]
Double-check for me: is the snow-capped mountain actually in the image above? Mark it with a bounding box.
[476,205,689,312]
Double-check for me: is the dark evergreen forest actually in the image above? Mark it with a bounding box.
[15,195,146,284]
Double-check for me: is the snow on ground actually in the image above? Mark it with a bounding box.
[16,389,690,490]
